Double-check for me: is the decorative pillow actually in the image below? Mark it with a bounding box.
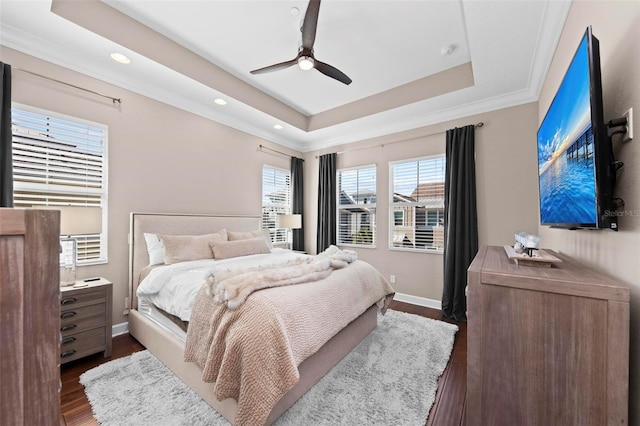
[227,229,273,249]
[159,229,227,264]
[143,233,165,266]
[210,237,271,260]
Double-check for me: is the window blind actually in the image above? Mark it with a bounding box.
[390,155,445,252]
[337,165,376,247]
[11,106,108,264]
[261,165,291,245]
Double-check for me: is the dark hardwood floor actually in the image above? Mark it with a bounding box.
[60,301,467,426]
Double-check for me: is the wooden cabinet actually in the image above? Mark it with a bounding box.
[467,246,630,426]
[0,208,61,425]
[60,278,112,364]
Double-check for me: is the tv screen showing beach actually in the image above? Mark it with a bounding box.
[537,35,597,226]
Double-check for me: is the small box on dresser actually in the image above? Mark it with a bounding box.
[467,246,630,426]
[60,278,113,364]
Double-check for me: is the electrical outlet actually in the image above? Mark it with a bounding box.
[623,108,633,142]
[390,275,396,284]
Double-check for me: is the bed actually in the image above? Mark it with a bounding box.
[128,212,394,425]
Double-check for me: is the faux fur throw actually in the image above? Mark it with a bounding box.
[206,245,357,309]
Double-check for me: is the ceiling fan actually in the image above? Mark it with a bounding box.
[250,0,352,85]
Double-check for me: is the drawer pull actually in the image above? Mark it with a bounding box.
[61,311,77,319]
[61,350,76,358]
[61,324,77,332]
[61,336,76,345]
[61,297,77,305]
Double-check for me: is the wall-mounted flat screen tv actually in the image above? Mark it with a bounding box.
[537,26,617,230]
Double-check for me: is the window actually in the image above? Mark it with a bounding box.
[261,165,291,245]
[337,165,376,247]
[11,104,108,264]
[390,155,445,252]
[394,210,405,226]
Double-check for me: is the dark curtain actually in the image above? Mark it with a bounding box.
[0,62,12,207]
[291,156,305,251]
[442,125,478,322]
[316,153,336,253]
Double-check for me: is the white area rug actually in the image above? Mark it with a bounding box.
[80,310,458,425]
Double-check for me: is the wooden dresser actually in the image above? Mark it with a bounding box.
[0,208,61,425]
[60,278,113,364]
[467,245,630,426]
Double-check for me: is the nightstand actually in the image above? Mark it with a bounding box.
[59,278,113,364]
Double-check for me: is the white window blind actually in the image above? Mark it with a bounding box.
[11,105,108,264]
[390,155,445,252]
[337,165,376,247]
[261,165,291,245]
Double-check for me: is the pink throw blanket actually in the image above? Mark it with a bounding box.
[184,259,395,425]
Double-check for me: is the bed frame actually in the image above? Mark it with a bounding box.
[128,212,378,425]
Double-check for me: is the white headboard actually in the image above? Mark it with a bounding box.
[128,212,261,308]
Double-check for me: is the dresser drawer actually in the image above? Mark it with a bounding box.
[60,327,106,363]
[60,304,106,336]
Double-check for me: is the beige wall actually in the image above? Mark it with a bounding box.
[537,2,640,421]
[1,46,301,326]
[304,102,540,301]
[2,45,541,316]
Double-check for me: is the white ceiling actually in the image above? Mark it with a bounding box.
[0,0,571,152]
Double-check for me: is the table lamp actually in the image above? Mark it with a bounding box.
[46,206,102,286]
[277,214,302,250]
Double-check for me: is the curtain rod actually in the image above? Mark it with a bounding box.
[14,68,122,104]
[258,144,303,161]
[316,122,484,158]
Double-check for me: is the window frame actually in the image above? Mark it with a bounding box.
[261,164,291,247]
[11,103,109,265]
[336,164,377,249]
[389,154,445,254]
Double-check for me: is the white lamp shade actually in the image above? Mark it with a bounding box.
[277,214,302,229]
[41,206,102,235]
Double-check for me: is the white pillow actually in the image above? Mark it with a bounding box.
[144,233,165,266]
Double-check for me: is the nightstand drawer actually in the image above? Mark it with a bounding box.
[60,304,106,336]
[60,289,106,308]
[60,328,106,363]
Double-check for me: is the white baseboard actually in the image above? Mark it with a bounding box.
[393,293,442,310]
[112,321,129,337]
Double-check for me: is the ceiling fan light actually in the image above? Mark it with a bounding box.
[297,56,314,71]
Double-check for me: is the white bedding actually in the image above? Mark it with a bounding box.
[136,248,308,321]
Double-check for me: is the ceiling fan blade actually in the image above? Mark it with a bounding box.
[301,0,321,50]
[250,58,298,75]
[314,59,352,85]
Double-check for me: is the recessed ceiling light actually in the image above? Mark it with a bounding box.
[273,124,283,130]
[290,7,299,16]
[110,52,131,64]
[214,98,227,106]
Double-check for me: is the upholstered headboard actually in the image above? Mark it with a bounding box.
[128,212,261,309]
